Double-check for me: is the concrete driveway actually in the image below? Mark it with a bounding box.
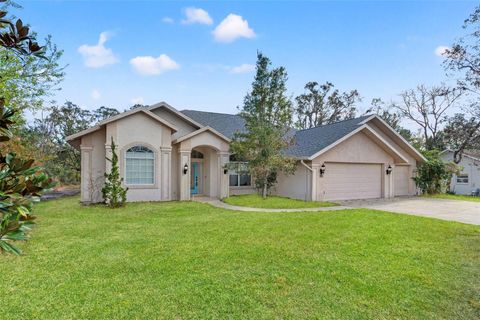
[341,197,480,225]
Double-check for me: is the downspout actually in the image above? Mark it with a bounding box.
[300,160,313,201]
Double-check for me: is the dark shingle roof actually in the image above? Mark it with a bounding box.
[284,115,371,158]
[180,109,371,159]
[180,110,247,138]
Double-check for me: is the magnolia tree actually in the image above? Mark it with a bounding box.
[0,1,56,254]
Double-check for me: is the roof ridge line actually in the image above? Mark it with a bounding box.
[295,115,372,133]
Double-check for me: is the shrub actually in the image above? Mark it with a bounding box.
[414,151,459,194]
[0,102,54,254]
[102,137,128,208]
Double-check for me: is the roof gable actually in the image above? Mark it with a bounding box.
[66,107,178,143]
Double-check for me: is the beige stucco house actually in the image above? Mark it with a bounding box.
[66,101,425,203]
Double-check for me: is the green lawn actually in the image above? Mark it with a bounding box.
[2,197,479,319]
[423,193,480,203]
[224,194,337,208]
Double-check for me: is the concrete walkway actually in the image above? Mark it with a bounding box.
[193,197,350,212]
[341,197,480,225]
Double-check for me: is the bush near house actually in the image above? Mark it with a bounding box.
[414,151,459,195]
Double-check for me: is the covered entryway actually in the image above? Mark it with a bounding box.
[173,127,231,201]
[320,162,382,201]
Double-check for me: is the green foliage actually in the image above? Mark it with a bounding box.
[0,101,54,255]
[295,81,360,129]
[414,151,459,194]
[25,102,120,184]
[102,137,127,208]
[231,52,296,198]
[0,0,54,255]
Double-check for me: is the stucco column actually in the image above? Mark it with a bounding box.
[217,151,230,199]
[160,147,172,201]
[105,143,112,174]
[382,163,395,198]
[311,164,320,201]
[179,149,191,201]
[80,146,93,203]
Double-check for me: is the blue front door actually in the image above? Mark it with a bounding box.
[190,162,199,195]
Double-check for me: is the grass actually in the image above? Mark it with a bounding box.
[1,196,479,319]
[423,193,480,203]
[223,194,337,209]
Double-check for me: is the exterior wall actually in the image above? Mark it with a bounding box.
[105,112,173,202]
[151,107,197,140]
[177,131,230,200]
[274,162,312,201]
[441,151,480,195]
[309,129,416,200]
[80,127,106,203]
[367,121,418,196]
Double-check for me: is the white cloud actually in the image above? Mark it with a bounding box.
[435,45,450,57]
[129,54,180,76]
[212,14,256,43]
[162,17,174,24]
[230,63,255,74]
[78,32,119,68]
[130,97,145,105]
[91,89,101,100]
[182,7,213,25]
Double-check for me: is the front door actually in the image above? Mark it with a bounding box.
[190,162,199,195]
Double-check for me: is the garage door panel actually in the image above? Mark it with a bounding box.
[321,163,382,201]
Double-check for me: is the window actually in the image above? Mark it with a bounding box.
[125,146,154,185]
[456,174,469,184]
[229,162,251,187]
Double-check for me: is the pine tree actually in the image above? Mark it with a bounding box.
[102,137,128,207]
[230,52,296,199]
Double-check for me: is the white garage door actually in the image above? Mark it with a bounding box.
[394,165,410,196]
[321,163,382,201]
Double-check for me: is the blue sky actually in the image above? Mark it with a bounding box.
[20,1,478,115]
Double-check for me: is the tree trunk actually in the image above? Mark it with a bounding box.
[262,178,268,199]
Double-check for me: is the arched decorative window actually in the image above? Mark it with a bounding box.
[125,146,154,185]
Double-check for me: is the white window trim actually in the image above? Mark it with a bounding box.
[124,146,156,186]
[229,161,252,187]
[456,174,469,185]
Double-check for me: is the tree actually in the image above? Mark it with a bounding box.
[443,5,480,160]
[294,81,360,129]
[413,151,459,195]
[395,84,463,150]
[230,52,296,198]
[26,102,120,184]
[443,113,480,163]
[102,137,127,207]
[93,106,119,123]
[364,98,417,143]
[444,5,480,95]
[0,1,55,254]
[0,1,64,124]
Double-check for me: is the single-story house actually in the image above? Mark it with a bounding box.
[441,149,480,195]
[66,102,426,203]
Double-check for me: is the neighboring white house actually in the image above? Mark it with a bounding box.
[66,101,425,203]
[441,150,480,195]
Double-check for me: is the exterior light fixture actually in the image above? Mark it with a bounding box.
[183,163,188,175]
[223,167,228,175]
[386,164,393,175]
[319,163,326,177]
